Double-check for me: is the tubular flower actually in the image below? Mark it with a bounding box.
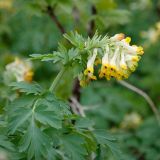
[80,33,144,86]
[5,58,34,82]
[110,33,125,41]
[84,48,97,80]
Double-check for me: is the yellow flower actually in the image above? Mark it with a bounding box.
[5,58,34,82]
[120,112,142,129]
[80,33,144,86]
[137,46,144,55]
[125,37,131,44]
[24,70,34,82]
[80,80,87,87]
[84,48,97,79]
[0,0,13,9]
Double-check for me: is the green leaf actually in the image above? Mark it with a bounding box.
[30,53,55,61]
[42,92,71,116]
[64,31,109,51]
[8,92,71,134]
[85,31,109,50]
[72,61,84,77]
[93,130,116,142]
[34,105,62,129]
[8,96,36,134]
[62,134,88,160]
[8,107,32,134]
[19,119,51,160]
[0,135,23,160]
[93,130,123,160]
[75,117,94,129]
[63,32,85,49]
[47,147,58,160]
[0,135,15,151]
[10,81,43,95]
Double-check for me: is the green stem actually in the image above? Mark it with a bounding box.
[49,67,66,93]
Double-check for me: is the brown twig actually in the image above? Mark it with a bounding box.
[72,5,98,103]
[118,80,160,125]
[88,5,97,37]
[72,79,81,101]
[46,6,65,34]
[69,96,86,117]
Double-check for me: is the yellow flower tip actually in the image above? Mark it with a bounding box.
[90,75,97,80]
[123,74,129,79]
[99,74,103,78]
[105,75,111,80]
[80,80,87,87]
[104,63,110,69]
[132,56,139,62]
[156,22,160,30]
[137,46,144,55]
[116,33,125,41]
[84,67,94,75]
[130,66,136,72]
[84,69,88,75]
[99,71,106,78]
[131,63,138,70]
[117,70,123,76]
[125,37,131,44]
[94,58,101,66]
[24,70,34,82]
[116,75,122,80]
[110,71,116,77]
[110,65,116,71]
[120,64,127,70]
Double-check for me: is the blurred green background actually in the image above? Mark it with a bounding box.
[0,0,160,160]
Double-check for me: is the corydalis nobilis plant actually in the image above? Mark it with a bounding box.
[30,32,144,87]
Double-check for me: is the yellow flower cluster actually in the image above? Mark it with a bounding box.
[141,22,160,44]
[5,58,34,82]
[80,33,144,86]
[0,0,13,9]
[120,112,142,129]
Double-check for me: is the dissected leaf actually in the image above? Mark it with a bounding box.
[75,117,94,129]
[93,130,123,159]
[64,32,85,49]
[8,96,36,134]
[8,107,32,134]
[19,119,51,160]
[10,81,43,95]
[0,135,16,151]
[34,105,62,129]
[30,53,55,61]
[61,134,88,160]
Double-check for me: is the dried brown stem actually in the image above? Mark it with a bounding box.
[88,5,97,37]
[118,80,160,124]
[46,6,65,34]
[69,96,86,117]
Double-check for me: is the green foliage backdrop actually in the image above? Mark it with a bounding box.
[0,0,160,160]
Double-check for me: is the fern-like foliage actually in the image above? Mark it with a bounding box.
[5,82,123,160]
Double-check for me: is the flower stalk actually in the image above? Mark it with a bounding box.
[49,67,66,93]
